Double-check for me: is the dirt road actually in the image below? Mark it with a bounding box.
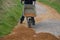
[33,2,60,36]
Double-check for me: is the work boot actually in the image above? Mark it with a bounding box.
[20,16,25,24]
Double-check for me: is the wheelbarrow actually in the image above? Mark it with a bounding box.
[24,4,36,28]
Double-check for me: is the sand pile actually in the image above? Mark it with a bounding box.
[1,26,59,40]
[0,38,2,40]
[58,36,60,40]
[34,33,59,40]
[1,26,35,40]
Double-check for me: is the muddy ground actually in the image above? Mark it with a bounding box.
[0,26,60,40]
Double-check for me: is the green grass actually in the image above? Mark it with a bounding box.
[38,0,60,13]
[0,0,23,37]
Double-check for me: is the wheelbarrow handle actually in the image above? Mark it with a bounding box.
[21,0,24,4]
[33,1,36,6]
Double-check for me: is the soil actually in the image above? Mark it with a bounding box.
[58,36,60,40]
[0,26,59,40]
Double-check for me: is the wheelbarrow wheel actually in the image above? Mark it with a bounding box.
[27,17,32,28]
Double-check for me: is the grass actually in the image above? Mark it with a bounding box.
[38,0,60,13]
[0,0,23,37]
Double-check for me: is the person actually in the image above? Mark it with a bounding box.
[20,0,36,25]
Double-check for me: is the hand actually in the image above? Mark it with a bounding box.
[21,2,23,5]
[21,1,24,5]
[33,1,36,7]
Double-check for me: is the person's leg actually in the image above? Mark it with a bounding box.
[20,16,25,24]
[20,7,25,24]
[20,5,25,24]
[31,17,35,25]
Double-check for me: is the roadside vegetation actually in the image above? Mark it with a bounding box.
[38,0,60,13]
[0,0,23,37]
